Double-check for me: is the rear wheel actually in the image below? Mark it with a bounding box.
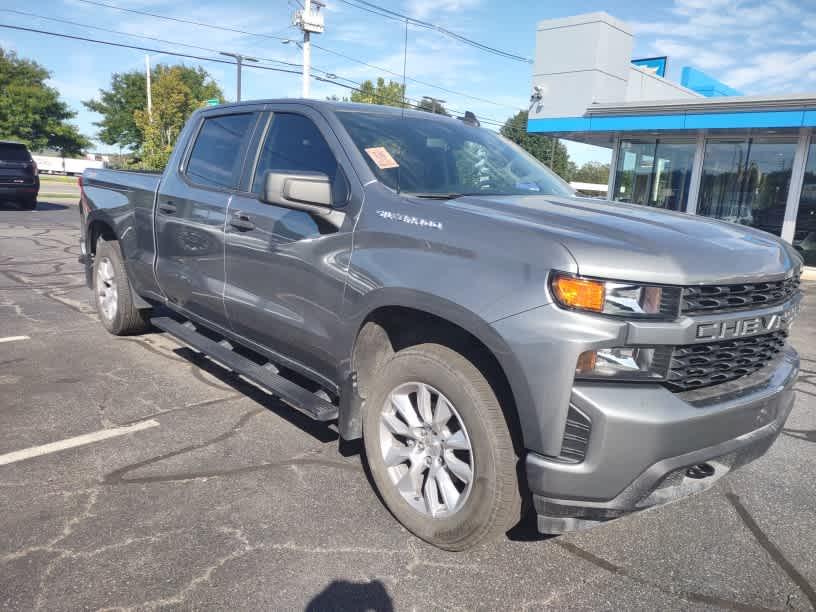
[19,197,36,210]
[363,343,521,550]
[93,237,150,335]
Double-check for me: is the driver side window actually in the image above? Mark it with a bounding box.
[252,113,339,194]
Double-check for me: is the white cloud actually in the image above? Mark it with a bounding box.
[633,0,816,94]
[403,0,481,20]
[651,39,734,71]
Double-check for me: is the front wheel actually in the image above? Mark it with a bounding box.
[93,237,150,335]
[363,343,521,550]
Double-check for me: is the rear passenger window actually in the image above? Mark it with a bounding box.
[252,113,339,193]
[0,143,31,162]
[186,113,256,190]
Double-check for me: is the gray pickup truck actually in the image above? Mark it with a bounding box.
[79,100,802,550]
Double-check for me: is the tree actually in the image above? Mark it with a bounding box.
[572,161,610,184]
[0,48,89,155]
[350,78,405,107]
[133,66,208,170]
[85,64,222,150]
[500,110,572,180]
[417,96,449,116]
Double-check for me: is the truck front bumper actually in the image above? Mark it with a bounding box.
[526,348,799,534]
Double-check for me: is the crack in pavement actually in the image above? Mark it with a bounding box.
[725,492,816,610]
[555,540,780,612]
[103,409,359,486]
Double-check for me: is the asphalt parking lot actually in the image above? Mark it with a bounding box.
[1,199,815,611]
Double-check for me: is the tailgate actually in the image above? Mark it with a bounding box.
[0,162,35,185]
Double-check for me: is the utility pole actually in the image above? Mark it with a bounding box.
[145,55,152,121]
[219,52,258,102]
[293,0,324,98]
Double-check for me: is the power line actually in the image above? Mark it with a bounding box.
[0,9,305,71]
[74,0,289,42]
[336,0,532,64]
[310,42,520,111]
[0,21,507,127]
[70,0,522,113]
[0,23,302,76]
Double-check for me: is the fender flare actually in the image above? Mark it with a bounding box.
[337,288,535,446]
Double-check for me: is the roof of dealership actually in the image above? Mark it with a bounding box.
[526,12,816,146]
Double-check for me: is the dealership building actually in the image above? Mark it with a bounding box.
[527,12,816,267]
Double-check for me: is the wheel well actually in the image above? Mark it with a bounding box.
[87,220,116,255]
[349,306,522,452]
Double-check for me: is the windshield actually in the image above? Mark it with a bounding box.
[336,110,574,198]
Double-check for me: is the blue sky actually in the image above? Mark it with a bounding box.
[1,0,814,165]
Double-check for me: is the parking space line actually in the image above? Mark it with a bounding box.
[0,419,160,466]
[0,336,30,344]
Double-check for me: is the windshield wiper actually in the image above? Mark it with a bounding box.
[403,192,466,200]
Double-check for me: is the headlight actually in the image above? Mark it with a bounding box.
[550,272,679,318]
[576,346,672,381]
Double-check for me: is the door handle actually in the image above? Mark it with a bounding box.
[158,201,177,214]
[229,212,255,231]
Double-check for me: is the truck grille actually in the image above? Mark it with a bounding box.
[666,331,787,391]
[557,405,591,463]
[681,276,800,315]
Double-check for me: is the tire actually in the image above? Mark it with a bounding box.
[363,343,521,551]
[19,197,36,210]
[93,237,150,335]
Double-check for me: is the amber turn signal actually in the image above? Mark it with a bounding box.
[575,350,598,374]
[551,275,605,312]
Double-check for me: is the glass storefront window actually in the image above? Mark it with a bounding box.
[697,138,796,235]
[793,141,816,266]
[613,140,695,210]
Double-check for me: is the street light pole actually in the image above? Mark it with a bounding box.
[219,52,258,102]
[145,55,152,121]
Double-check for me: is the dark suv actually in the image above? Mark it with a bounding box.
[0,141,39,210]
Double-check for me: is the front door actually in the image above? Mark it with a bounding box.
[154,110,259,326]
[224,108,358,382]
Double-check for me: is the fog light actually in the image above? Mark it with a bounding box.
[576,347,669,381]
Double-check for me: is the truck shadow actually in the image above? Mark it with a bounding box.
[172,345,339,445]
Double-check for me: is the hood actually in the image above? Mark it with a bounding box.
[446,194,801,286]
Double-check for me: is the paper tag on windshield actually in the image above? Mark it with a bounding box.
[365,147,399,169]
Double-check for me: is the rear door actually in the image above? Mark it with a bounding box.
[223,106,359,382]
[154,108,261,327]
[0,143,36,190]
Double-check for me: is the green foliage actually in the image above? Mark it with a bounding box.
[85,64,222,150]
[134,66,210,170]
[350,78,405,107]
[500,110,572,180]
[572,161,610,184]
[0,47,89,155]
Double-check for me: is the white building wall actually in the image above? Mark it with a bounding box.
[625,66,699,102]
[530,12,700,121]
[530,13,633,119]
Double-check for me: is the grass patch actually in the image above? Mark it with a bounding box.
[40,175,79,184]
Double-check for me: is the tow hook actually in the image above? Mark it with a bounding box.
[686,463,715,479]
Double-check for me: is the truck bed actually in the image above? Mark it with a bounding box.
[83,168,162,193]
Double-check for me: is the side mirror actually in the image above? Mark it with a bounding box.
[261,170,334,214]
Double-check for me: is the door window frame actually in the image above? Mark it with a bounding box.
[179,106,265,195]
[240,105,360,205]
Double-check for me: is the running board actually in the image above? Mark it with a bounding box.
[150,316,338,422]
